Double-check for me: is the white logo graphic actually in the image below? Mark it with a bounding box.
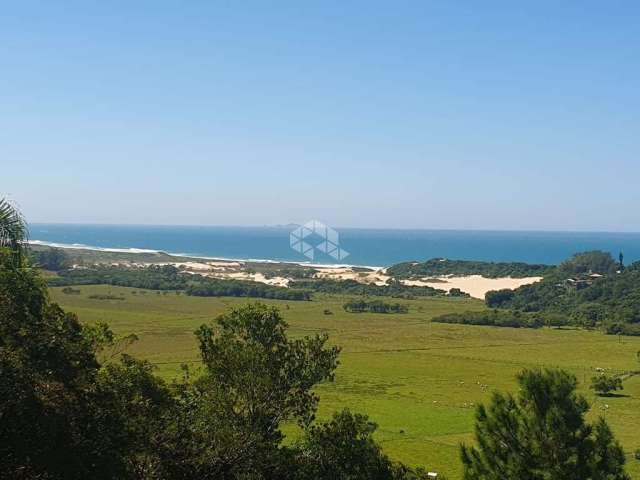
[290,220,349,261]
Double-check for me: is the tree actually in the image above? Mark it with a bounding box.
[559,251,618,276]
[156,303,341,479]
[0,247,127,478]
[0,242,170,479]
[485,289,515,307]
[293,409,429,480]
[0,198,28,266]
[31,247,70,271]
[461,368,629,480]
[591,374,624,396]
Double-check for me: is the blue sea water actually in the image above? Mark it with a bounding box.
[29,223,640,267]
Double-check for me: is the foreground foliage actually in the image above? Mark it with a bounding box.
[0,245,427,479]
[461,368,629,480]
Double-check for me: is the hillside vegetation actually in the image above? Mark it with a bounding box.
[484,251,640,335]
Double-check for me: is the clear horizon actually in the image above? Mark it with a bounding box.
[27,221,640,235]
[3,2,639,231]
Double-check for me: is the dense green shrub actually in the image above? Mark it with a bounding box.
[448,287,470,297]
[591,374,624,396]
[49,265,313,301]
[343,299,409,314]
[290,278,444,297]
[387,258,553,279]
[50,265,187,290]
[186,278,311,301]
[559,250,619,275]
[432,310,544,328]
[604,322,640,336]
[30,247,70,271]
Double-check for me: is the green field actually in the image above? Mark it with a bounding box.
[50,285,640,479]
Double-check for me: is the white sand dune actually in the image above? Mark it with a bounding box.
[401,275,542,299]
[314,266,388,286]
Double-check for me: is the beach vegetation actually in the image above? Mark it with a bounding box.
[186,278,311,300]
[48,264,312,300]
[387,258,554,279]
[290,278,444,298]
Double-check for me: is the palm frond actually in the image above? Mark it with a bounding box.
[0,198,28,260]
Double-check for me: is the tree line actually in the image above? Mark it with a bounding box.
[432,310,544,329]
[49,265,311,301]
[343,299,409,314]
[387,258,554,279]
[289,278,445,298]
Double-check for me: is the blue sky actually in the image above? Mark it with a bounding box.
[2,1,639,230]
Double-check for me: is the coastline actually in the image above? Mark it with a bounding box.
[28,240,384,271]
[30,240,544,299]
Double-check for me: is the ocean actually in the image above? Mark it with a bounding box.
[29,223,640,268]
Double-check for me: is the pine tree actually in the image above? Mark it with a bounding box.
[461,368,629,480]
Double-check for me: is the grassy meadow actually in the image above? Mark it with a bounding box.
[50,285,640,479]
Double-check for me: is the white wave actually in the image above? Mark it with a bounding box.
[28,240,383,269]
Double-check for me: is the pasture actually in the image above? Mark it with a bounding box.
[50,285,640,478]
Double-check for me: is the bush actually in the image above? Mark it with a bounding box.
[559,250,618,275]
[88,294,125,301]
[50,264,186,290]
[290,278,444,297]
[448,288,470,297]
[604,322,640,336]
[432,310,543,329]
[387,258,553,279]
[30,247,70,271]
[590,374,623,396]
[61,286,81,295]
[343,299,409,314]
[485,288,515,307]
[186,279,311,301]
